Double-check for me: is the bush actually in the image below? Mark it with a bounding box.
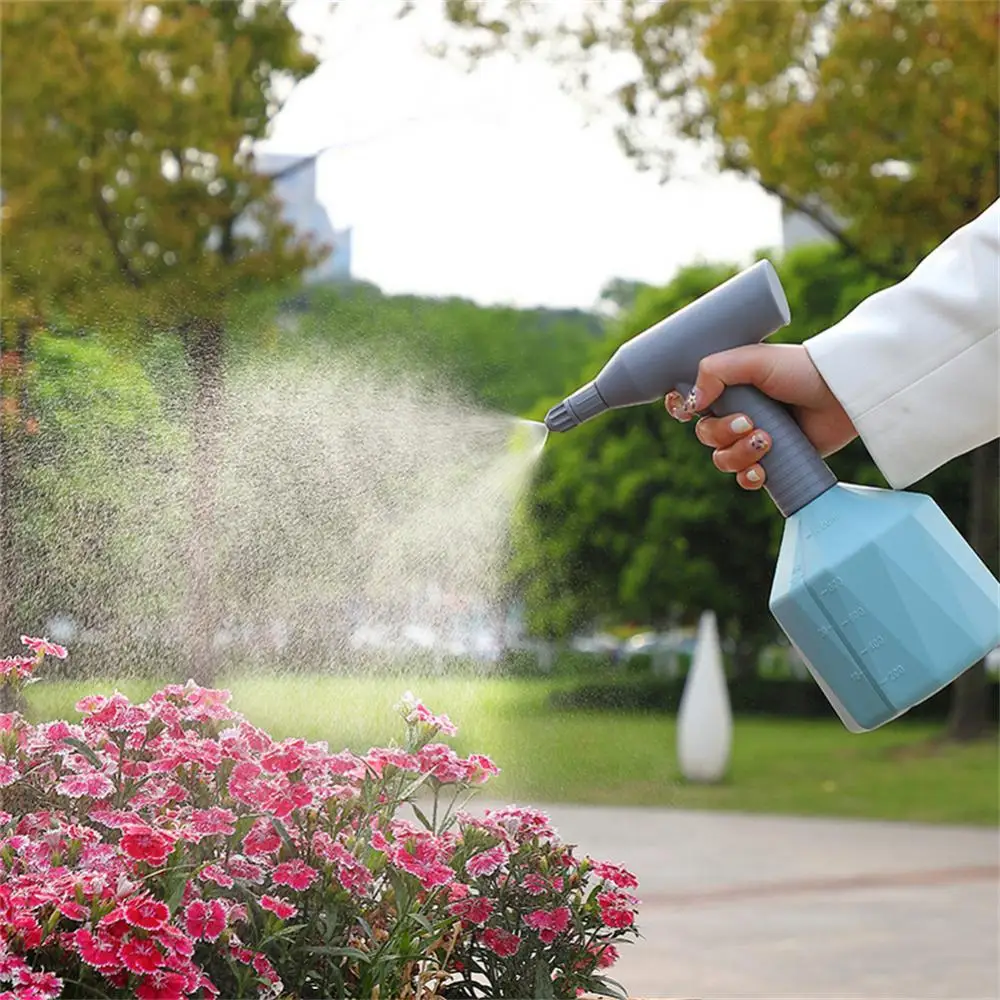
[1,639,640,999]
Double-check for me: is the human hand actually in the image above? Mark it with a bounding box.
[664,343,858,490]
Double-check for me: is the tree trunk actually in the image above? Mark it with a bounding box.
[946,441,999,742]
[182,317,226,687]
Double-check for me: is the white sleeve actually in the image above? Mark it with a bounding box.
[804,200,1000,489]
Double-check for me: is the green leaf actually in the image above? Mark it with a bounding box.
[270,816,296,853]
[303,944,371,964]
[60,737,103,770]
[533,958,555,999]
[410,802,433,831]
[585,974,629,1000]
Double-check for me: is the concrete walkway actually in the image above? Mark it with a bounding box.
[467,801,999,999]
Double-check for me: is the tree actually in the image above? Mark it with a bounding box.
[1,0,322,676]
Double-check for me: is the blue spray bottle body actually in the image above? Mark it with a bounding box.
[772,484,1000,731]
[544,260,1000,732]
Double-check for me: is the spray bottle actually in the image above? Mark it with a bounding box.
[544,261,1000,732]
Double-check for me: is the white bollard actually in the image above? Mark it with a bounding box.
[677,611,733,783]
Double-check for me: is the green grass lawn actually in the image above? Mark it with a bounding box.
[24,675,999,826]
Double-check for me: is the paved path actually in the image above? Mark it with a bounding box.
[466,801,999,999]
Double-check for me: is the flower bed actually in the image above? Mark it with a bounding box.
[0,638,638,999]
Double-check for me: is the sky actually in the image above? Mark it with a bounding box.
[259,0,784,311]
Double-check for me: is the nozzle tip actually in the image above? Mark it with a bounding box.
[544,382,608,433]
[544,400,580,433]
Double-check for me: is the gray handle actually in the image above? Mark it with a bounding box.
[678,382,836,517]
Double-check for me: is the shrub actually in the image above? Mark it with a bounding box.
[0,639,639,999]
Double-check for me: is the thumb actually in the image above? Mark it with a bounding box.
[688,343,792,411]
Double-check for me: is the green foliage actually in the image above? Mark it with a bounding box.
[291,283,604,415]
[549,674,1000,725]
[0,0,321,330]
[11,333,184,635]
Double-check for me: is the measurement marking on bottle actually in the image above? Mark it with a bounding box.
[819,577,843,596]
[839,607,866,627]
[878,665,906,684]
[858,634,885,656]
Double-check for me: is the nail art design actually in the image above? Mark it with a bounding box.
[750,431,769,452]
[683,387,702,413]
[746,468,762,483]
[730,415,752,434]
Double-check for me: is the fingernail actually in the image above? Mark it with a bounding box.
[750,431,769,452]
[729,415,752,434]
[747,468,762,483]
[665,392,685,419]
[683,387,703,413]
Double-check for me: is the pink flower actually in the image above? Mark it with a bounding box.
[260,895,298,919]
[135,971,189,1000]
[522,873,547,896]
[122,894,170,931]
[227,857,265,883]
[416,743,467,783]
[75,694,108,714]
[593,942,619,969]
[17,972,63,1000]
[183,898,227,941]
[464,753,500,784]
[119,826,175,866]
[198,864,235,889]
[20,635,67,659]
[597,890,637,928]
[465,844,509,878]
[189,806,236,837]
[590,860,639,890]
[363,746,419,778]
[400,693,458,735]
[16,971,63,1000]
[261,740,305,773]
[56,771,114,800]
[271,859,319,891]
[449,896,494,924]
[0,763,17,787]
[481,926,521,957]
[72,929,120,970]
[57,899,90,921]
[0,656,36,679]
[524,905,571,944]
[120,936,164,974]
[252,953,279,984]
[159,924,196,960]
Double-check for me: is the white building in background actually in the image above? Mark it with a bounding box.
[253,152,352,284]
[780,201,838,252]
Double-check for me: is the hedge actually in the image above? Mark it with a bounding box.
[548,675,1000,724]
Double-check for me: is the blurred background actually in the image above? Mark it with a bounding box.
[1,3,998,992]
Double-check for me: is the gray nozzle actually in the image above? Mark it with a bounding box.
[545,381,608,432]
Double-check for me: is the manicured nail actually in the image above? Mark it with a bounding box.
[665,392,685,420]
[746,468,762,483]
[683,387,703,413]
[750,431,769,452]
[730,415,752,434]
